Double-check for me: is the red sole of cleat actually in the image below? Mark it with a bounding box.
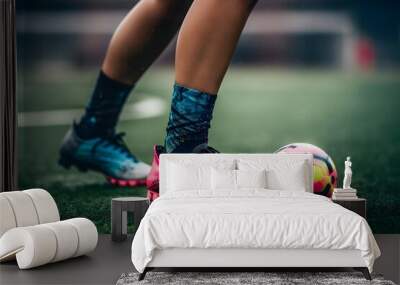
[147,190,159,201]
[107,177,147,187]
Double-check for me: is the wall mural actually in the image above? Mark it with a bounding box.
[17,1,400,233]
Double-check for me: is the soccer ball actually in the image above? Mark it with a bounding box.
[275,143,337,197]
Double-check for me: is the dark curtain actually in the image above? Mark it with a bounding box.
[0,0,17,192]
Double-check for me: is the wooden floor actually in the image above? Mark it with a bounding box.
[0,235,399,285]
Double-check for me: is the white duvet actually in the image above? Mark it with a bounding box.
[131,190,380,273]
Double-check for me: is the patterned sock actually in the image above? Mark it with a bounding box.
[76,71,133,139]
[164,83,217,153]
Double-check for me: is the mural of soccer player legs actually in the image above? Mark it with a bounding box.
[59,0,258,190]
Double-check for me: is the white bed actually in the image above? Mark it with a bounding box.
[131,154,380,280]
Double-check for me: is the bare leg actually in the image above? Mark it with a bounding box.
[102,0,192,84]
[175,0,258,94]
[162,0,257,154]
[59,0,192,184]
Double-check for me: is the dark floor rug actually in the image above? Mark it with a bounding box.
[116,272,396,285]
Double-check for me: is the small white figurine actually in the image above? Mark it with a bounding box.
[343,156,353,189]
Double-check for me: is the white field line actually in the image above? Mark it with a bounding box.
[18,96,166,127]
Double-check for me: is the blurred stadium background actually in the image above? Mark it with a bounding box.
[16,0,400,233]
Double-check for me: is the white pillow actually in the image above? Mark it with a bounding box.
[236,169,267,189]
[166,159,236,192]
[238,159,307,191]
[211,168,236,190]
[267,162,307,192]
[266,165,307,191]
[211,169,268,190]
[167,162,210,191]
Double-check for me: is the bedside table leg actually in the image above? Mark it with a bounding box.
[112,202,126,242]
[121,210,127,237]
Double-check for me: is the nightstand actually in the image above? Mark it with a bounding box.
[111,197,149,242]
[332,198,366,219]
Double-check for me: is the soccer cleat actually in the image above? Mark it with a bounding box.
[146,143,219,201]
[192,143,219,154]
[59,124,150,186]
[146,145,165,201]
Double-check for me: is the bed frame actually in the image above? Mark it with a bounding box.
[139,248,371,280]
[139,154,372,281]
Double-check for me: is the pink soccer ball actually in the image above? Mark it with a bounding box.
[276,143,337,197]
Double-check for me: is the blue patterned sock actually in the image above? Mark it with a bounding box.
[76,71,133,139]
[164,84,217,153]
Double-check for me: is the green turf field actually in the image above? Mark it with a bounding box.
[17,67,400,233]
